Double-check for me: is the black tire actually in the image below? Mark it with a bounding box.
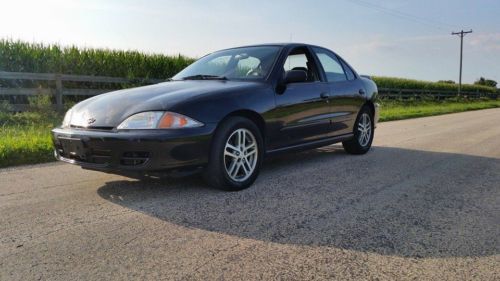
[342,106,374,155]
[203,117,264,191]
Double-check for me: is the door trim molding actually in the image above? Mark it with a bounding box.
[266,133,354,156]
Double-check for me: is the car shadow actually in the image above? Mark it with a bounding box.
[97,146,500,258]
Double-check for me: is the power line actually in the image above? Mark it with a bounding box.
[346,0,457,31]
[344,0,474,89]
[452,30,473,96]
[349,0,454,30]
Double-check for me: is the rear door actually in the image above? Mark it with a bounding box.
[311,47,365,136]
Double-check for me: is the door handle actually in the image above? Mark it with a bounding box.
[359,89,366,95]
[320,92,330,99]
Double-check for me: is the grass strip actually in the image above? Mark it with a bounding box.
[1,99,500,168]
[379,99,500,121]
[0,124,55,168]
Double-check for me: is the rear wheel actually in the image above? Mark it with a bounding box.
[203,117,263,191]
[342,106,374,154]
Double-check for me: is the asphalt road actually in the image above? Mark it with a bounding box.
[1,109,499,280]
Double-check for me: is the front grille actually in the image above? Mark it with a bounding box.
[56,139,112,165]
[55,137,151,167]
[70,125,114,131]
[120,152,150,166]
[90,149,112,164]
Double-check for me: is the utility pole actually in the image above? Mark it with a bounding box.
[452,29,472,97]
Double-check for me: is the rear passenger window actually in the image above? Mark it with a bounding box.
[312,47,347,82]
[341,60,356,80]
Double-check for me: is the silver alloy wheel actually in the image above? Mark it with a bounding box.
[224,128,258,182]
[357,113,372,147]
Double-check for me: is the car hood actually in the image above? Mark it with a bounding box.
[69,80,262,128]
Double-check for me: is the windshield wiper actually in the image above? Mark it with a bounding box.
[182,74,228,80]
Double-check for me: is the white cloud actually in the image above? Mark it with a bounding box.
[468,32,500,51]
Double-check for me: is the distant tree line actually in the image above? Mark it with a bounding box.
[474,77,497,88]
[437,77,497,89]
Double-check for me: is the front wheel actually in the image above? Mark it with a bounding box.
[203,117,263,191]
[342,106,374,154]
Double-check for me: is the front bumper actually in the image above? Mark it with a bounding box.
[51,124,216,173]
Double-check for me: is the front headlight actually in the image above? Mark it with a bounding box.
[62,108,73,128]
[117,111,204,130]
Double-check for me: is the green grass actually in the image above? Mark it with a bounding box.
[1,99,500,168]
[0,102,61,168]
[0,124,55,168]
[379,99,500,121]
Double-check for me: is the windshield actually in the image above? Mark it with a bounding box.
[172,46,281,81]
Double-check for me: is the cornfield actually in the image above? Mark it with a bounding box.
[373,76,496,94]
[0,39,196,105]
[0,39,496,96]
[0,39,194,79]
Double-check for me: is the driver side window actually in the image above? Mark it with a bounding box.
[283,48,320,82]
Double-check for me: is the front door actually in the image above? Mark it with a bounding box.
[270,47,331,149]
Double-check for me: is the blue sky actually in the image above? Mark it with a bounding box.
[1,0,499,83]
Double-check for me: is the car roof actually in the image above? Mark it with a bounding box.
[218,43,325,51]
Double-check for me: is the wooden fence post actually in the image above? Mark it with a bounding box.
[55,74,63,112]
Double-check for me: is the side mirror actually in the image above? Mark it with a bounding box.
[285,70,307,84]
